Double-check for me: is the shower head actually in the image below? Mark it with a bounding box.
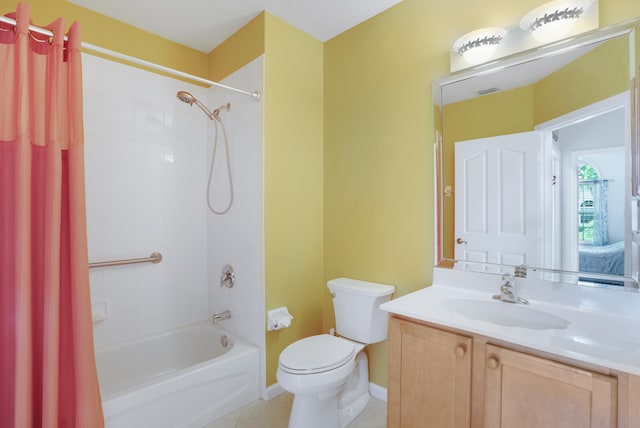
[176,91,215,119]
[176,90,196,105]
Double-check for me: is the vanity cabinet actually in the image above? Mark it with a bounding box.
[388,316,624,428]
[483,344,617,427]
[387,317,472,427]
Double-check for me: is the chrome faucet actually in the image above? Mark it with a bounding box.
[493,273,528,304]
[211,310,231,324]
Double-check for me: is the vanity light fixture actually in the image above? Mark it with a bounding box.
[521,0,590,43]
[449,0,597,72]
[453,27,508,65]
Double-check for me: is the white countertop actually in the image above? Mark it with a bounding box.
[381,268,640,376]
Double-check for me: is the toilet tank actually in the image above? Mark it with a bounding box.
[328,278,395,344]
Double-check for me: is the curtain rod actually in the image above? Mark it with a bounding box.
[0,15,262,101]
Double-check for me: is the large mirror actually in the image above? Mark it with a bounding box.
[434,19,640,289]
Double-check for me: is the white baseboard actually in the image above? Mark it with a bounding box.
[264,383,286,401]
[369,382,387,402]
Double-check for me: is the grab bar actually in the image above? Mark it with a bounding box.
[89,252,163,269]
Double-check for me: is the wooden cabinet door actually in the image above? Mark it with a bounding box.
[483,344,617,428]
[388,317,472,428]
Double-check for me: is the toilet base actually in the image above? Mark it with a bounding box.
[288,389,341,428]
[338,351,370,427]
[338,391,369,427]
[286,351,371,428]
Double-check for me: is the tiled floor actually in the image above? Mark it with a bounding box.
[202,392,387,428]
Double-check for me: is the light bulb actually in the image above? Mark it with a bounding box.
[521,0,588,43]
[453,28,508,65]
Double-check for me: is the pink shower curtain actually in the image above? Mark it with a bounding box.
[0,3,104,427]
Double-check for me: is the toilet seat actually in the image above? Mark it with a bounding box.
[279,335,356,375]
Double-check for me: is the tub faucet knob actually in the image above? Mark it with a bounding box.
[220,264,235,288]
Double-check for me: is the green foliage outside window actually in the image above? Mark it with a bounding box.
[578,163,598,242]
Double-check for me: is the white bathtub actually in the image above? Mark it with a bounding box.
[95,321,260,428]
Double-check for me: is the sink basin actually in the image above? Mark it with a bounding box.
[441,298,570,330]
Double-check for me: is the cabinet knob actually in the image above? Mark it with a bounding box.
[486,356,500,369]
[454,345,466,358]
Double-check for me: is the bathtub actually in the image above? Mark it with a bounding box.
[95,321,260,428]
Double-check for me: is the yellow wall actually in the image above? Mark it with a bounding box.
[323,0,640,388]
[534,36,630,124]
[8,0,640,393]
[208,13,265,82]
[0,0,208,77]
[262,13,324,386]
[322,0,548,388]
[636,26,640,72]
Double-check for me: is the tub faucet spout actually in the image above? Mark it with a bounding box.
[212,310,231,324]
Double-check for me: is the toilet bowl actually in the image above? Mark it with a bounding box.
[277,335,369,428]
[277,278,395,428]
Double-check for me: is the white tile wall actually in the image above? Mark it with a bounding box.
[84,53,210,346]
[206,57,266,390]
[84,53,266,392]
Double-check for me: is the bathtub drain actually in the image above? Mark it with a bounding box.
[221,335,229,348]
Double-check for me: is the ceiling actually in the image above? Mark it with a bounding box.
[68,0,403,53]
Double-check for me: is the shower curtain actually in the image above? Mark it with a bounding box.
[0,3,104,427]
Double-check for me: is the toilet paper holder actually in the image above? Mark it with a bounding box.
[267,307,293,331]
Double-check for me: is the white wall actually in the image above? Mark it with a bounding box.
[556,106,626,272]
[84,53,210,346]
[559,108,625,244]
[84,53,266,392]
[205,56,266,391]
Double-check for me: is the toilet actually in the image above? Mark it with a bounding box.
[277,278,395,428]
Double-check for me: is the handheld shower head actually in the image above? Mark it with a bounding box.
[176,91,196,105]
[176,91,215,119]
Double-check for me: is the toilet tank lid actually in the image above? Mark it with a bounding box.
[327,278,395,297]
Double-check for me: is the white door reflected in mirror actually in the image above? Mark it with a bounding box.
[454,132,541,269]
